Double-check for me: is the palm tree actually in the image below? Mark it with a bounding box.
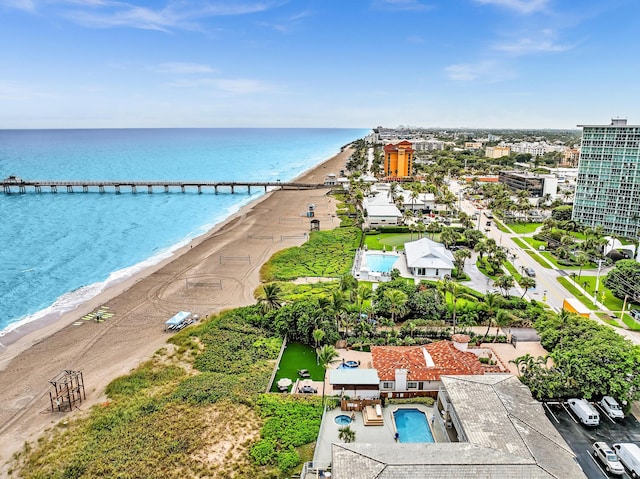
[338,425,356,443]
[312,328,325,349]
[357,284,372,317]
[258,283,283,314]
[317,344,340,403]
[340,274,358,303]
[478,292,502,343]
[384,289,409,322]
[518,277,536,299]
[439,278,461,333]
[453,248,471,273]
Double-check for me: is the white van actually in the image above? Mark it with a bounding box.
[567,398,599,426]
[612,443,640,478]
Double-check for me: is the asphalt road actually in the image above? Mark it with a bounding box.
[544,401,640,478]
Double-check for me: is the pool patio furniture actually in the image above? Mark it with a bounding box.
[298,369,311,378]
[299,385,318,394]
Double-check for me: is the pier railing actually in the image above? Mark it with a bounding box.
[1,178,326,194]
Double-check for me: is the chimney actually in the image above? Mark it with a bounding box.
[451,334,471,351]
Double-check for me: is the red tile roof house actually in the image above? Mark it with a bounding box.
[371,335,504,398]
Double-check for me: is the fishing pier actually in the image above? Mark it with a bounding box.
[1,176,326,194]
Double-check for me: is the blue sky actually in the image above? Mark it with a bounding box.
[0,0,637,129]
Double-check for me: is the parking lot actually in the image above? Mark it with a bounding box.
[544,401,640,478]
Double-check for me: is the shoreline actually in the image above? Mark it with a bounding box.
[0,144,348,362]
[0,145,353,474]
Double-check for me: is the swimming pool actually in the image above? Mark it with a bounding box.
[393,408,434,443]
[365,253,399,273]
[334,414,353,426]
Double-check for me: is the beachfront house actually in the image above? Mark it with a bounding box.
[403,237,454,279]
[363,192,402,228]
[371,337,502,398]
[331,374,587,479]
[328,368,380,399]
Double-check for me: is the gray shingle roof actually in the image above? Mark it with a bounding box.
[331,375,586,479]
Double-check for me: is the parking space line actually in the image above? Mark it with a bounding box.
[544,403,560,423]
[588,450,610,478]
[595,403,616,424]
[562,402,579,424]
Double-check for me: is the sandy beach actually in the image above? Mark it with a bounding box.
[0,146,352,475]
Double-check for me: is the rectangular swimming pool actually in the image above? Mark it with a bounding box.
[365,253,399,273]
[393,408,435,443]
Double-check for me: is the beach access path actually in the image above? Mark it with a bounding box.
[0,147,352,475]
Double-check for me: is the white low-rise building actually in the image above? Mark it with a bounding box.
[404,237,454,279]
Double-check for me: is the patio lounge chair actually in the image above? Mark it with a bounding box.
[298,369,311,378]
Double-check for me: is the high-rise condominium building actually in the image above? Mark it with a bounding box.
[573,119,640,237]
[383,140,414,177]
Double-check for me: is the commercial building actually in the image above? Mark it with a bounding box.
[485,145,511,159]
[573,119,640,238]
[498,171,558,198]
[383,140,414,177]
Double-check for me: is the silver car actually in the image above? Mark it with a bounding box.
[600,396,624,419]
[592,441,625,475]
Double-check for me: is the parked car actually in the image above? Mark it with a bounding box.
[484,211,493,219]
[613,443,640,478]
[592,442,625,475]
[600,396,625,419]
[630,309,640,320]
[525,267,536,277]
[567,398,600,426]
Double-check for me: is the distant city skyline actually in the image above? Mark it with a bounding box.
[0,0,637,129]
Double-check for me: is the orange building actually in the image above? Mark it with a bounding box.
[383,140,414,177]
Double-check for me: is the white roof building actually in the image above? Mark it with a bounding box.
[404,237,454,279]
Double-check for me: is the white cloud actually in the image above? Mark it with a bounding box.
[151,62,216,74]
[444,60,515,82]
[0,0,35,11]
[372,0,433,12]
[165,77,271,94]
[0,81,55,100]
[474,0,549,15]
[492,29,575,55]
[18,0,286,32]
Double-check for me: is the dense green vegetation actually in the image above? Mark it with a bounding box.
[515,311,640,403]
[13,309,290,478]
[251,395,323,471]
[261,227,361,281]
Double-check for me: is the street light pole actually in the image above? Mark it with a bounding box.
[594,258,603,306]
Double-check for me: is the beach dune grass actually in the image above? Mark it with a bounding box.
[261,227,361,282]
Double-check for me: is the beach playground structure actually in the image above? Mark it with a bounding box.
[49,370,86,413]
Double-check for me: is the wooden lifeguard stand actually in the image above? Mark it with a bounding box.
[310,218,320,231]
[49,370,86,412]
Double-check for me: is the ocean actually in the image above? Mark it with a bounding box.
[0,128,368,334]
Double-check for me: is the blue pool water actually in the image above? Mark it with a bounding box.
[393,409,435,443]
[334,415,352,426]
[365,253,399,273]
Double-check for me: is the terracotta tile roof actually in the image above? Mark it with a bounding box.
[371,342,488,381]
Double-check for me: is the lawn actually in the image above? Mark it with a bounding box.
[621,315,640,331]
[523,250,554,268]
[523,237,547,250]
[511,237,531,250]
[557,277,596,311]
[363,232,418,251]
[494,219,511,233]
[270,342,326,391]
[503,260,522,281]
[577,275,640,312]
[506,222,543,234]
[596,312,622,328]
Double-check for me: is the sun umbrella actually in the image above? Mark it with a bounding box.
[277,378,292,388]
[301,379,313,387]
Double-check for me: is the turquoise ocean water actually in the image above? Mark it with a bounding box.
[0,128,367,334]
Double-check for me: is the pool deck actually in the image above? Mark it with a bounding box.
[312,403,436,466]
